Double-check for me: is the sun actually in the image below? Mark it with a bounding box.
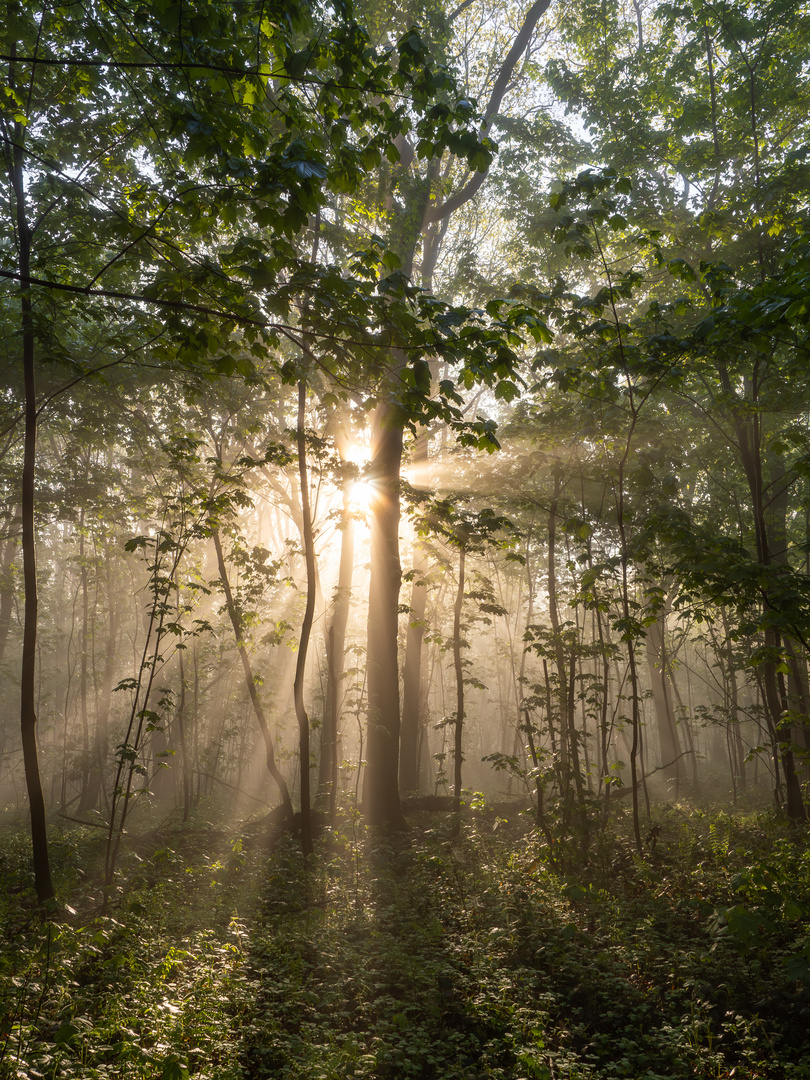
[347,477,376,511]
[341,442,375,511]
[342,442,369,466]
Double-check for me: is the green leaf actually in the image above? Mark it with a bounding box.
[282,159,328,180]
[160,1055,189,1080]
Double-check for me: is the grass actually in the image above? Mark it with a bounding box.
[1,798,809,1079]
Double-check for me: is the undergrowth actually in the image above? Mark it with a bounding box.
[1,802,809,1079]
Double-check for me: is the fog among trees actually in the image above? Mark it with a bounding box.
[2,1,810,1077]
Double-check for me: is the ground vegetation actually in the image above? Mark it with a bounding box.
[2,0,810,1072]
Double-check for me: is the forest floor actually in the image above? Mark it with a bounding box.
[1,793,809,1080]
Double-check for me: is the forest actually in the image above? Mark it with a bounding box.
[2,0,810,1077]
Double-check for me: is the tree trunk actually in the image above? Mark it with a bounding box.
[366,0,551,816]
[176,646,191,822]
[293,379,315,856]
[77,510,92,806]
[452,544,466,831]
[212,529,293,819]
[363,398,405,826]
[547,483,570,779]
[13,70,55,904]
[548,480,584,812]
[80,560,116,813]
[615,424,643,853]
[644,609,683,793]
[0,513,18,668]
[317,418,354,816]
[730,394,805,819]
[716,610,745,792]
[766,451,810,769]
[400,428,429,792]
[319,479,354,820]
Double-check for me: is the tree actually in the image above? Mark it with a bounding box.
[360,0,554,823]
[3,0,550,882]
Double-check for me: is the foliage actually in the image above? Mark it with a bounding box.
[4,0,810,1072]
[3,804,810,1080]
[0,818,260,1080]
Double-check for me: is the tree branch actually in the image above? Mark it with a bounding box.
[0,267,266,326]
[425,0,552,225]
[447,0,477,24]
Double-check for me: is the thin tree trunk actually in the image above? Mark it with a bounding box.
[704,20,722,211]
[80,560,117,813]
[176,646,191,821]
[452,544,466,833]
[400,430,429,792]
[0,514,18,668]
[542,658,560,792]
[616,445,643,853]
[78,510,91,806]
[212,530,293,818]
[547,480,570,779]
[324,626,339,825]
[13,60,55,903]
[548,481,585,817]
[319,450,355,819]
[293,379,315,856]
[645,609,683,793]
[104,532,187,885]
[717,610,745,791]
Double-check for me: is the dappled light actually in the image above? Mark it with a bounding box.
[2,0,810,1076]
